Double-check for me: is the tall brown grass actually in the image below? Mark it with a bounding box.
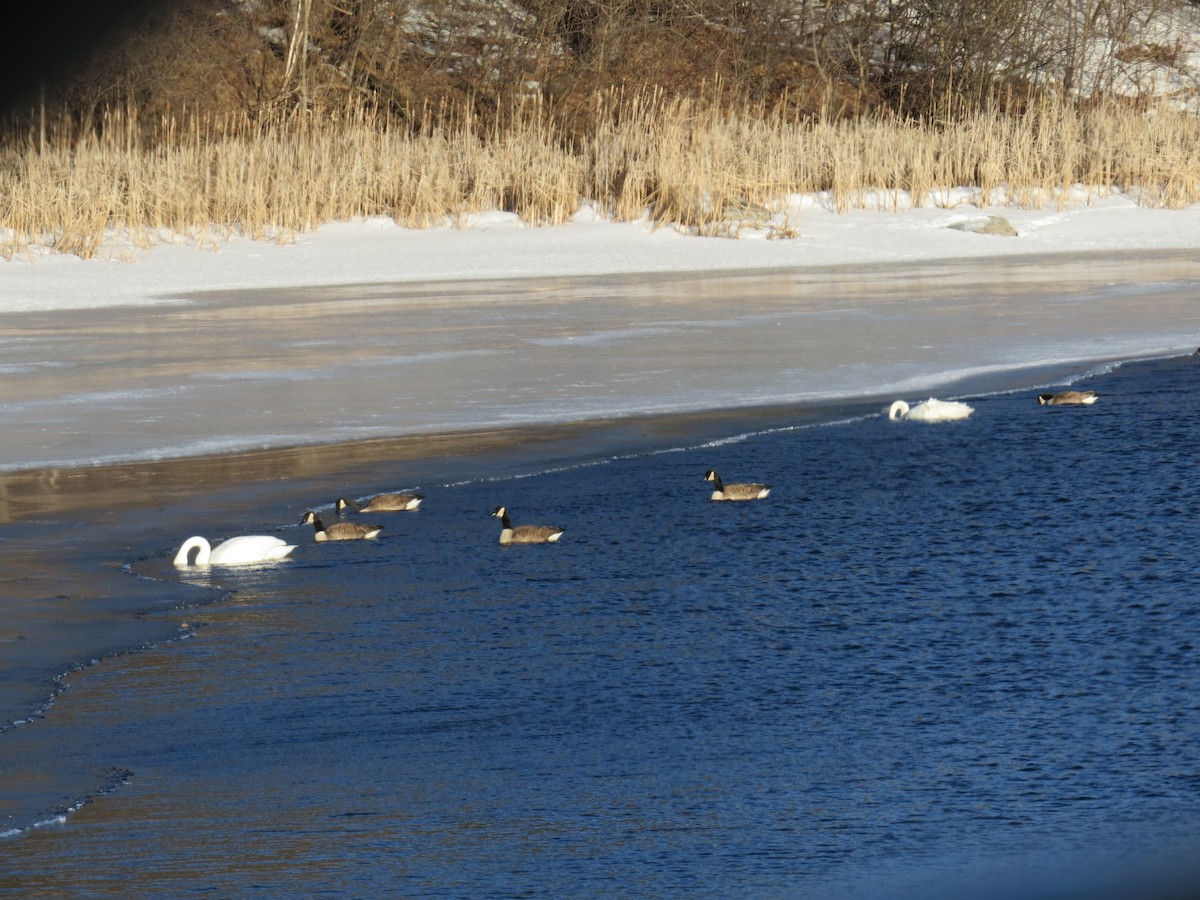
[2,92,1199,260]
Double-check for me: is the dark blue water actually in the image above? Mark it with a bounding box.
[3,355,1200,898]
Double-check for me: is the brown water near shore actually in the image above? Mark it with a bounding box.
[0,352,1116,525]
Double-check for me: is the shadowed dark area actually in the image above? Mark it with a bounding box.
[0,0,174,116]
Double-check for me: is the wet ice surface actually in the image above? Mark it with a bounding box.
[2,251,1199,472]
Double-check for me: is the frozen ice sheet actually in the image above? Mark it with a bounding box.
[0,252,1197,472]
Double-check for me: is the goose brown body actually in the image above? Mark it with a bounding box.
[336,492,424,513]
[1038,390,1099,406]
[300,511,383,541]
[703,469,771,501]
[490,506,564,544]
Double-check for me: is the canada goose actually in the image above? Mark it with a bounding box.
[703,469,771,501]
[300,511,383,542]
[1038,390,1099,406]
[336,492,424,513]
[888,398,974,422]
[174,534,296,567]
[490,506,564,544]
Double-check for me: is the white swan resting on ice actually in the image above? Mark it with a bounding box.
[888,398,974,422]
[173,534,297,567]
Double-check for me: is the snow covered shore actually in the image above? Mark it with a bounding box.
[4,190,1200,314]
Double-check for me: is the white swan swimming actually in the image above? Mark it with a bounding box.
[173,534,297,567]
[888,398,974,422]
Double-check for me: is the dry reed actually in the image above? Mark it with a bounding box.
[2,93,1199,260]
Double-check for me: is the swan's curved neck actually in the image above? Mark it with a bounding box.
[174,536,211,566]
[889,401,909,420]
